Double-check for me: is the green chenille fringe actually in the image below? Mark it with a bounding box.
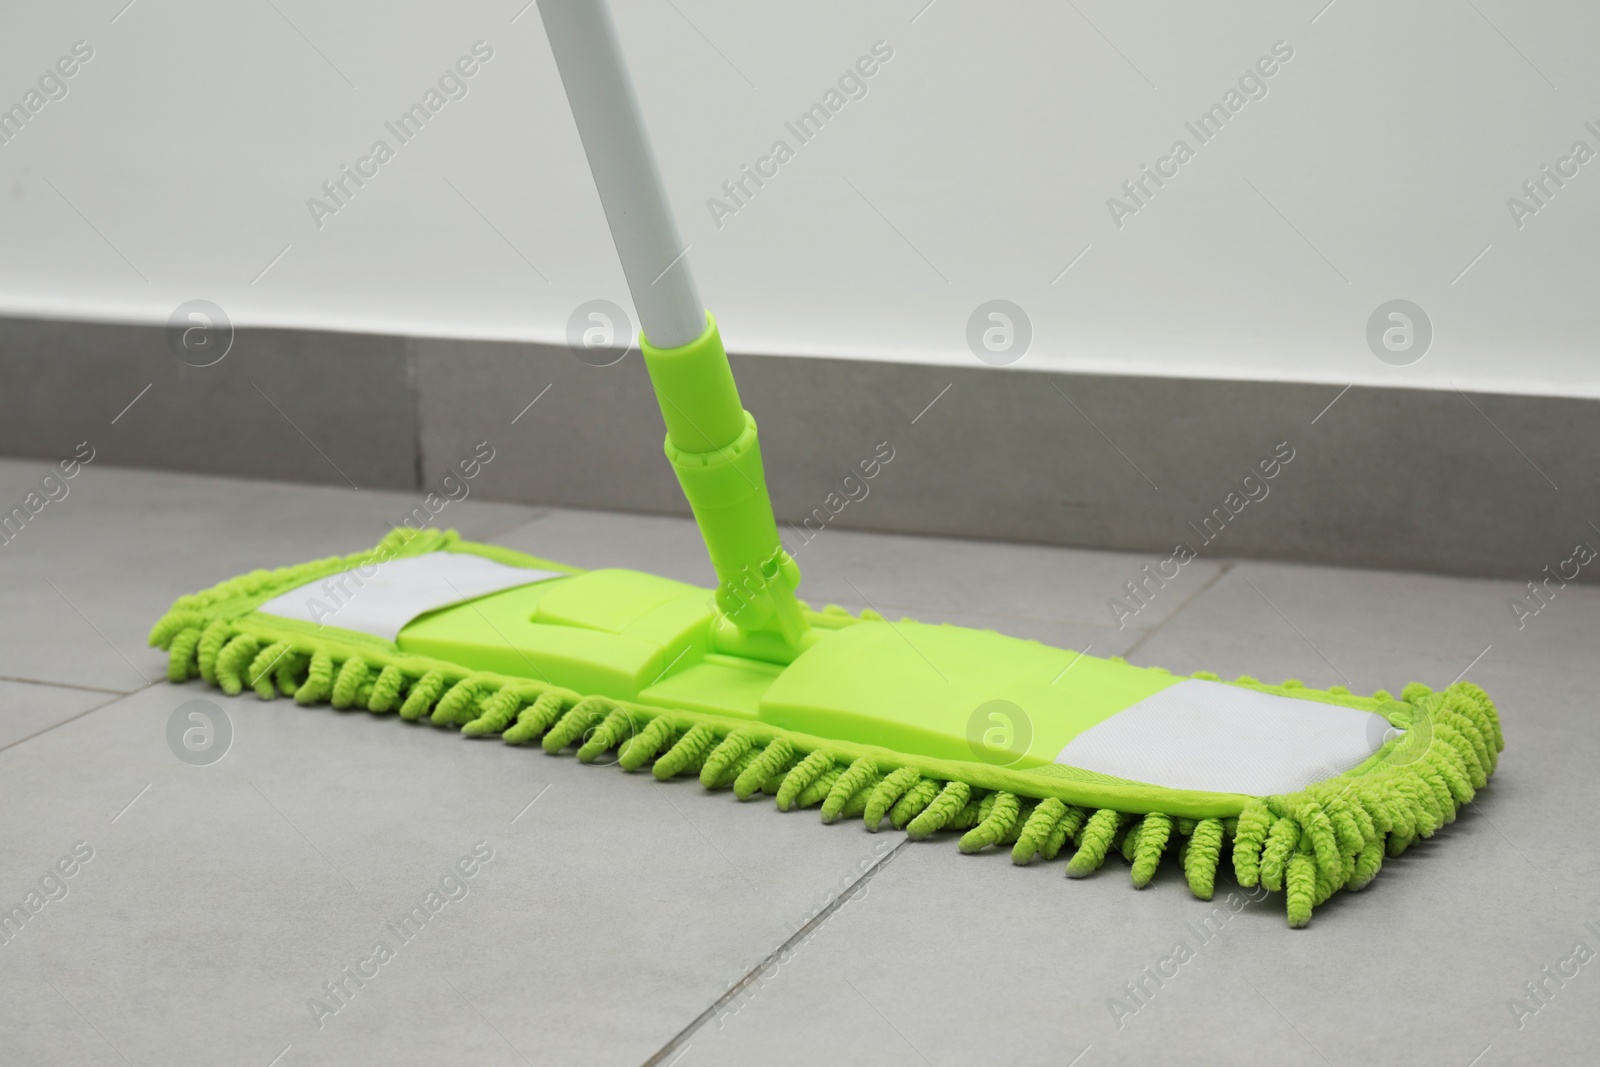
[149,527,1504,929]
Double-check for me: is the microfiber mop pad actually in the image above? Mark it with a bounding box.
[150,526,1500,928]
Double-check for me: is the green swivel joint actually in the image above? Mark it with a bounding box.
[640,313,807,662]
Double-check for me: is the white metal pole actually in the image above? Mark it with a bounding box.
[538,0,706,350]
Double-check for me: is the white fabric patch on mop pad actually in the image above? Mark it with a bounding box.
[257,552,564,642]
[1055,679,1392,796]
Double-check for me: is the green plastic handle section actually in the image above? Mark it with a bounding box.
[640,311,745,453]
[640,313,809,661]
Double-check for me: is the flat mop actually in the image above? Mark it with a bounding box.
[150,0,1501,927]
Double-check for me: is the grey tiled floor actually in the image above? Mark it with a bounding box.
[2,460,1595,1067]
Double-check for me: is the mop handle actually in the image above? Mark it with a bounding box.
[539,0,809,660]
[537,0,704,350]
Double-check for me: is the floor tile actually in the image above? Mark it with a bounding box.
[491,506,718,588]
[770,524,1223,632]
[0,684,905,1067]
[1125,559,1600,703]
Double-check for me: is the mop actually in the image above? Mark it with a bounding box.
[149,0,1500,927]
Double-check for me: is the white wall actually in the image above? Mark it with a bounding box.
[1,0,1595,397]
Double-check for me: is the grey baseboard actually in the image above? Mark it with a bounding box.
[0,316,418,491]
[5,314,1595,583]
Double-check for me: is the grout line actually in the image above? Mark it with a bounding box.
[640,839,912,1066]
[0,687,139,754]
[1122,561,1234,658]
[464,507,556,546]
[405,337,426,494]
[0,674,133,696]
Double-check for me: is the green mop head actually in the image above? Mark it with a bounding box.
[149,523,1501,928]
